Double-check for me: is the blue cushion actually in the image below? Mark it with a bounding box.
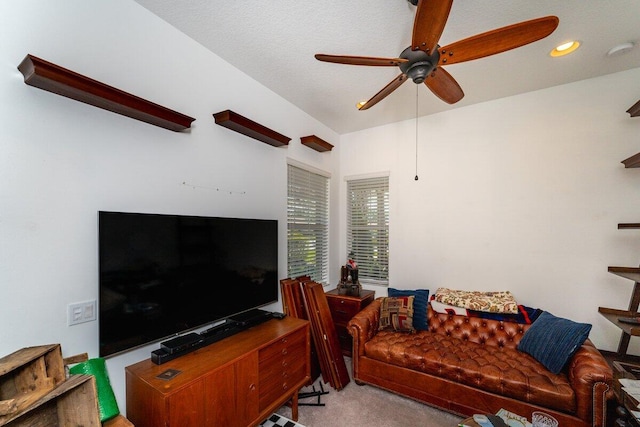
[388,288,429,331]
[517,311,591,374]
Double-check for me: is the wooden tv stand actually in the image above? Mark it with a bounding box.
[125,317,310,427]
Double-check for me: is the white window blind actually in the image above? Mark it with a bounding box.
[287,164,329,284]
[347,176,389,285]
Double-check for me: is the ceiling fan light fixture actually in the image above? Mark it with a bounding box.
[550,40,580,57]
[356,100,367,109]
[406,63,432,84]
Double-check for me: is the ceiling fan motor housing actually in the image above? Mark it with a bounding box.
[399,46,440,84]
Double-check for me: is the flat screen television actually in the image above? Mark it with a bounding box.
[98,211,278,357]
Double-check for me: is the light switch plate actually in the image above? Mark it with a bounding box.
[68,300,97,326]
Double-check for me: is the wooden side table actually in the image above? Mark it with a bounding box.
[325,288,375,356]
[613,360,640,426]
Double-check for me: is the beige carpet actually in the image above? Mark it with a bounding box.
[276,357,465,427]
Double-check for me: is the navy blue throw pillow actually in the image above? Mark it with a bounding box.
[517,311,591,374]
[388,288,429,331]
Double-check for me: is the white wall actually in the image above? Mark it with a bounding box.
[0,0,340,414]
[340,67,640,357]
[3,0,640,419]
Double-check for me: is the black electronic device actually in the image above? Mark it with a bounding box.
[98,211,278,358]
[272,312,286,319]
[618,317,640,325]
[151,348,187,365]
[487,415,509,427]
[202,320,236,334]
[200,319,241,341]
[229,308,272,327]
[161,332,204,354]
[151,319,253,365]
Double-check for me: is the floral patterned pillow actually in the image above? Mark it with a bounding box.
[433,287,518,314]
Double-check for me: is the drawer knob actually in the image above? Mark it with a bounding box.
[249,383,256,391]
[281,348,288,355]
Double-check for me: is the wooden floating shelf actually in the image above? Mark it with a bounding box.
[18,54,195,132]
[598,307,640,336]
[301,135,333,152]
[628,99,640,117]
[609,266,640,283]
[621,152,640,168]
[213,110,290,147]
[619,223,640,229]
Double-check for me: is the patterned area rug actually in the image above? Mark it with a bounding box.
[259,413,306,427]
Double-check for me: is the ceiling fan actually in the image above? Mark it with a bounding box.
[315,0,559,110]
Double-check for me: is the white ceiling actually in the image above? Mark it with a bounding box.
[133,0,640,135]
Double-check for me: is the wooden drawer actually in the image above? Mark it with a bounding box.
[258,328,308,411]
[326,298,362,324]
[258,353,305,385]
[258,330,306,364]
[258,363,306,410]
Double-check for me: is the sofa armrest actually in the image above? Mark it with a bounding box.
[567,339,614,426]
[347,297,382,357]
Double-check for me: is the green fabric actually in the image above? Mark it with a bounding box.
[69,358,119,422]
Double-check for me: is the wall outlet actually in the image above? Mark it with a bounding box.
[68,300,97,326]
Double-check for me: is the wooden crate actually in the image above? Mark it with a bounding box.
[1,374,101,427]
[0,344,66,423]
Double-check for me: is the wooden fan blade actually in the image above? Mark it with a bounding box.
[424,67,464,104]
[438,16,559,65]
[315,54,407,67]
[412,0,453,54]
[358,74,409,110]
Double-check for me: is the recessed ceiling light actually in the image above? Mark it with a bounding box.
[550,40,580,57]
[607,42,635,57]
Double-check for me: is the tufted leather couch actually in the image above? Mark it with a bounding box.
[347,298,613,427]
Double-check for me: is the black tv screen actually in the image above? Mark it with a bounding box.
[98,211,278,357]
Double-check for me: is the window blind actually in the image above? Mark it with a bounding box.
[347,176,389,285]
[287,164,329,284]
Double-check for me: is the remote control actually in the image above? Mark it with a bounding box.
[271,312,286,319]
[486,414,509,427]
[618,317,640,325]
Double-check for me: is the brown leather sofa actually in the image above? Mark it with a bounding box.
[347,298,613,427]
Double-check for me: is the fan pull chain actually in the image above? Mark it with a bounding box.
[415,86,419,181]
